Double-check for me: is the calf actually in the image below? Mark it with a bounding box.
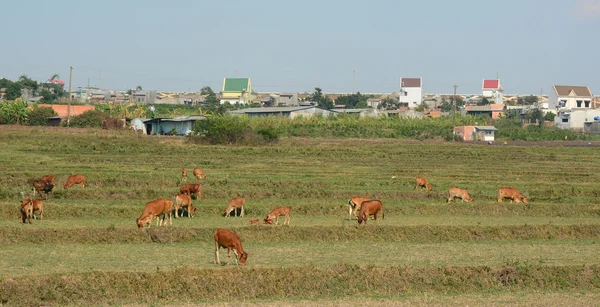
[136,199,173,228]
[64,174,86,190]
[20,200,34,224]
[173,193,195,218]
[265,206,291,225]
[41,174,55,186]
[249,219,260,225]
[414,176,432,191]
[447,187,473,203]
[497,187,528,204]
[193,168,207,180]
[223,197,245,217]
[357,200,384,225]
[347,197,371,220]
[214,228,248,265]
[33,180,54,200]
[181,168,188,181]
[20,199,44,220]
[179,183,201,200]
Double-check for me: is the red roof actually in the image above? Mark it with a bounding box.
[482,79,500,89]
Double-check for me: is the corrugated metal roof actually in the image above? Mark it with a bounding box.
[475,126,498,131]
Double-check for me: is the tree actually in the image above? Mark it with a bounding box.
[518,95,538,105]
[264,96,277,107]
[526,108,544,125]
[136,85,143,91]
[308,87,333,109]
[335,92,369,109]
[379,97,399,110]
[477,97,491,106]
[27,106,57,126]
[414,102,428,112]
[439,100,452,112]
[544,112,555,122]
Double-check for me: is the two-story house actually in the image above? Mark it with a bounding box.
[399,77,423,109]
[549,85,593,109]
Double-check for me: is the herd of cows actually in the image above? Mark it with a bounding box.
[18,171,529,266]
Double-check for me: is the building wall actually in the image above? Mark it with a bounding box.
[453,126,476,141]
[289,108,335,119]
[399,87,422,109]
[555,109,600,129]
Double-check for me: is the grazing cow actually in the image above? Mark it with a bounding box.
[20,199,44,220]
[414,176,432,191]
[193,168,207,180]
[179,183,201,200]
[249,219,260,225]
[357,200,384,225]
[136,199,173,228]
[265,206,291,225]
[41,174,55,185]
[214,228,248,265]
[20,200,34,224]
[497,187,528,204]
[64,174,86,190]
[173,193,195,218]
[347,197,371,220]
[181,168,188,182]
[33,180,54,200]
[223,197,245,217]
[447,187,473,203]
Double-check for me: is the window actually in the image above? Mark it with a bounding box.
[562,117,569,123]
[577,100,582,107]
[585,101,590,108]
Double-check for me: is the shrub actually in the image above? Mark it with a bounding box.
[67,110,104,128]
[27,106,57,126]
[193,115,251,144]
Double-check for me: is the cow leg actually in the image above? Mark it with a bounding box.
[175,202,180,218]
[353,207,360,220]
[168,211,172,226]
[227,247,232,265]
[214,243,220,264]
[241,206,245,217]
[275,216,279,225]
[233,250,239,265]
[285,214,290,225]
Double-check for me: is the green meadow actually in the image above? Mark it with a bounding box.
[1,125,600,306]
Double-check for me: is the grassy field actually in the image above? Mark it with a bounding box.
[1,125,600,306]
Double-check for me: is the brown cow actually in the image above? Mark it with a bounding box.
[41,174,55,186]
[265,206,291,225]
[193,168,207,180]
[347,197,371,220]
[249,219,260,225]
[263,218,274,225]
[20,200,34,224]
[179,183,201,200]
[357,200,384,225]
[415,176,432,191]
[173,193,195,218]
[214,228,248,265]
[497,187,528,204]
[64,174,86,190]
[33,180,54,200]
[20,199,44,220]
[223,197,245,217]
[447,187,473,203]
[181,168,188,182]
[136,199,173,228]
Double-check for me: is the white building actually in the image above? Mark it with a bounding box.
[555,109,600,130]
[482,79,504,104]
[399,77,423,109]
[548,85,593,110]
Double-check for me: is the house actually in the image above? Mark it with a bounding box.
[465,104,505,119]
[548,85,593,109]
[454,126,498,141]
[332,108,384,118]
[227,106,336,118]
[220,78,255,104]
[143,115,206,135]
[399,77,423,109]
[132,90,157,104]
[482,79,504,104]
[554,109,600,130]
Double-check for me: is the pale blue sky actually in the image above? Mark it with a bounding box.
[1,0,598,95]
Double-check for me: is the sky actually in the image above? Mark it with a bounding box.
[1,0,599,95]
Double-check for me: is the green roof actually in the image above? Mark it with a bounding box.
[223,78,251,92]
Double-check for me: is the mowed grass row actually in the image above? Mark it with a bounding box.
[2,263,600,306]
[3,200,600,220]
[1,127,600,205]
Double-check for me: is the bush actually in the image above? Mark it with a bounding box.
[27,106,57,126]
[193,115,252,144]
[67,110,104,128]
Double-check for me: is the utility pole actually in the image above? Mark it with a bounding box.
[453,84,458,140]
[68,66,73,127]
[352,70,355,94]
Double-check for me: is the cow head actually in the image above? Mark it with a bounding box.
[239,252,248,265]
[463,195,473,202]
[136,216,151,228]
[357,214,365,224]
[425,183,432,191]
[263,218,273,225]
[517,195,529,204]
